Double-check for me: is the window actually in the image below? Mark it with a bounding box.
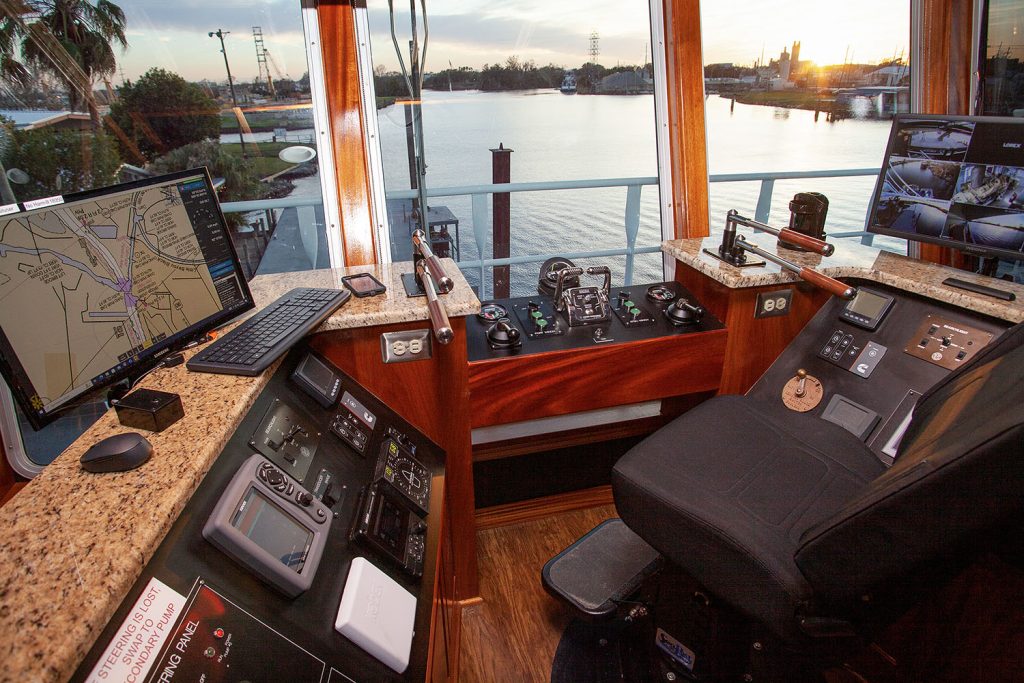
[700,1,912,251]
[973,0,1024,282]
[0,1,335,474]
[977,0,1024,117]
[359,0,667,298]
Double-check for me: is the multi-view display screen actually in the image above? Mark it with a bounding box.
[867,115,1024,262]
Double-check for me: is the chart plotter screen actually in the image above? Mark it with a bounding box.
[0,169,254,428]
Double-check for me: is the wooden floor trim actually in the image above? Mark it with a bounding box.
[475,485,615,530]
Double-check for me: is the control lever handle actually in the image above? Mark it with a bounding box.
[776,228,834,256]
[735,236,855,300]
[723,210,835,258]
[798,267,856,300]
[412,229,454,293]
[415,260,454,344]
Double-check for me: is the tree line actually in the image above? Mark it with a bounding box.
[373,57,651,95]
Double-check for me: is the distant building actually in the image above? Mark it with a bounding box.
[860,65,910,87]
[778,47,791,81]
[790,41,801,80]
[597,69,654,95]
[0,110,91,132]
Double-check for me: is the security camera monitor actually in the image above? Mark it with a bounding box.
[0,168,254,429]
[866,114,1024,262]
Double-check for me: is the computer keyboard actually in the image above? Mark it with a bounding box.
[187,287,351,376]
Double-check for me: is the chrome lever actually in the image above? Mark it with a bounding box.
[415,260,454,344]
[412,229,454,293]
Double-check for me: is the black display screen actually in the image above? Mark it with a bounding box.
[0,168,254,429]
[297,354,335,395]
[866,114,1024,261]
[232,488,312,572]
[847,290,889,319]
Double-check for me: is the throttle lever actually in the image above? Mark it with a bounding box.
[734,236,855,300]
[415,260,454,344]
[412,229,454,293]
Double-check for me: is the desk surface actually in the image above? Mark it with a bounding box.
[664,237,1024,323]
[0,260,479,683]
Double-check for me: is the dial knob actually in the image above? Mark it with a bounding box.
[486,320,522,349]
[296,491,313,507]
[665,300,705,325]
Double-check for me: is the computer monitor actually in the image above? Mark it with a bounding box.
[866,114,1024,262]
[0,168,255,429]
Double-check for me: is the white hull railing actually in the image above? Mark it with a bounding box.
[221,167,882,299]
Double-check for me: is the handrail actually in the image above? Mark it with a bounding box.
[218,167,886,299]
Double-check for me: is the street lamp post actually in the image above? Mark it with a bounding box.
[209,29,246,156]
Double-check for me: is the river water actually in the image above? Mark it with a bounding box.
[238,90,902,295]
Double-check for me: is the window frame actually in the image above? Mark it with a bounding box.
[1,0,346,479]
[352,0,682,276]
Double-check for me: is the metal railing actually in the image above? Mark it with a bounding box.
[216,167,884,296]
[384,167,883,298]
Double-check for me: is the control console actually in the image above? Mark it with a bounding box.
[748,280,1009,464]
[468,280,722,361]
[74,343,446,682]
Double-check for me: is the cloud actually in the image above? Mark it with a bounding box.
[366,5,650,70]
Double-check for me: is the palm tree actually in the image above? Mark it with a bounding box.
[0,0,127,127]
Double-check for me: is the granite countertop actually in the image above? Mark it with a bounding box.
[664,237,1024,323]
[0,260,479,683]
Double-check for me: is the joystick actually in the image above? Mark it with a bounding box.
[485,320,522,349]
[664,299,705,326]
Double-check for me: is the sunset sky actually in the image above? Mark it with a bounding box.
[110,0,911,84]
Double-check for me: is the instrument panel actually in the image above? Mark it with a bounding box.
[72,343,446,682]
[467,281,723,362]
[749,280,1010,464]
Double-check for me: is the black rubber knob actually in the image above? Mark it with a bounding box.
[296,491,313,507]
[665,300,705,326]
[486,320,522,349]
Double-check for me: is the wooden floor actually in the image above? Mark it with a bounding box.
[457,503,1024,683]
[459,504,617,682]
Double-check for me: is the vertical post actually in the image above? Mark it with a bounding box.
[754,178,775,224]
[471,193,489,299]
[404,39,418,206]
[209,29,246,157]
[490,143,513,299]
[623,184,642,285]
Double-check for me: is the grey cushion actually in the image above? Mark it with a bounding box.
[613,395,883,640]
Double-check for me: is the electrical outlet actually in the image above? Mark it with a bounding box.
[381,330,432,363]
[755,289,793,319]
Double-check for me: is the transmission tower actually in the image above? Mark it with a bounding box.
[252,26,275,97]
[589,30,600,63]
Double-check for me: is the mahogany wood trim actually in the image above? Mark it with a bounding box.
[916,0,974,268]
[0,429,24,508]
[0,482,26,507]
[662,0,710,238]
[475,485,615,531]
[309,320,478,601]
[675,262,830,395]
[317,1,377,266]
[468,329,727,428]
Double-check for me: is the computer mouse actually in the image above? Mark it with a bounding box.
[80,432,153,473]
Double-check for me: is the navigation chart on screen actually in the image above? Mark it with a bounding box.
[0,177,231,412]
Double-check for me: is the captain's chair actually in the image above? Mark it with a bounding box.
[610,321,1024,667]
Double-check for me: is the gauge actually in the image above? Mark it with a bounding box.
[646,285,677,302]
[377,439,431,513]
[478,302,508,322]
